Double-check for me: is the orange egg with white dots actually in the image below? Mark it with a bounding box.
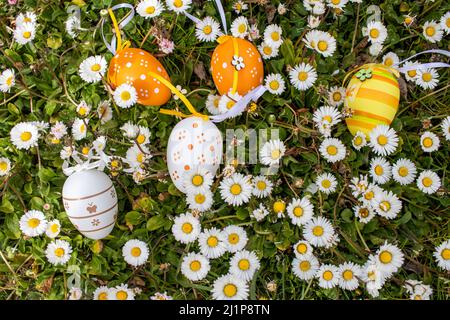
[210,36,264,96]
[107,48,171,106]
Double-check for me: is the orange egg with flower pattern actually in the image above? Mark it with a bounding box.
[107,48,171,106]
[210,36,264,96]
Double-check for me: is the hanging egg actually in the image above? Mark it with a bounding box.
[108,48,171,106]
[211,36,264,96]
[62,170,118,240]
[167,116,223,193]
[345,64,400,136]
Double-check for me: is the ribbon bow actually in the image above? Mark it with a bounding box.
[101,3,135,55]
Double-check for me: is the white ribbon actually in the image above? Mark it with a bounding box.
[183,11,201,24]
[395,49,450,73]
[213,0,228,34]
[101,3,135,55]
[62,149,110,176]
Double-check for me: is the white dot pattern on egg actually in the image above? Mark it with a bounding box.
[167,117,223,193]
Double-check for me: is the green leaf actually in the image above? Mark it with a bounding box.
[146,215,166,231]
[125,211,143,226]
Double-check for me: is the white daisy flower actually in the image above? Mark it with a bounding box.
[369,42,383,57]
[441,116,450,141]
[264,73,285,95]
[76,101,91,117]
[314,31,337,57]
[416,68,439,90]
[258,41,279,59]
[370,157,392,185]
[122,239,149,267]
[198,228,227,259]
[316,173,338,194]
[327,86,345,107]
[137,0,164,18]
[292,254,320,280]
[165,0,191,14]
[403,14,415,27]
[263,24,283,48]
[0,69,15,93]
[45,239,72,266]
[382,52,399,68]
[252,175,273,198]
[420,131,440,152]
[10,122,40,150]
[110,284,135,300]
[19,210,47,237]
[361,260,386,298]
[287,197,314,226]
[134,126,151,146]
[369,125,399,156]
[352,131,367,150]
[93,286,111,300]
[205,94,222,115]
[229,250,260,282]
[259,139,286,166]
[423,20,444,43]
[183,167,214,194]
[219,173,252,206]
[223,225,248,253]
[172,212,201,244]
[375,242,404,276]
[373,190,402,219]
[303,216,335,248]
[232,0,248,14]
[126,144,150,169]
[97,100,113,123]
[13,22,36,45]
[45,219,61,238]
[0,157,11,176]
[433,240,450,271]
[181,252,210,281]
[113,83,138,108]
[312,106,342,135]
[354,205,376,224]
[78,56,107,83]
[71,118,88,141]
[289,63,317,91]
[326,0,348,9]
[186,188,214,212]
[303,29,320,50]
[121,121,139,139]
[293,240,314,257]
[150,292,173,300]
[392,158,417,185]
[65,15,81,38]
[416,170,441,194]
[307,15,321,29]
[359,183,383,206]
[250,203,269,222]
[50,121,68,140]
[364,21,388,44]
[248,23,261,41]
[212,274,249,300]
[319,138,346,163]
[218,91,243,115]
[195,16,221,42]
[441,11,450,33]
[403,61,419,82]
[337,262,361,291]
[16,12,37,27]
[316,264,339,289]
[231,16,249,38]
[404,280,433,300]
[349,174,370,197]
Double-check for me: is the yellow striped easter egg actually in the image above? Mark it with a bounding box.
[344,64,400,136]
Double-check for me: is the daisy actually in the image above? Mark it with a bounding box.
[150,292,173,300]
[423,20,443,43]
[45,239,72,265]
[212,274,249,300]
[327,86,345,107]
[198,228,227,259]
[293,240,314,257]
[416,68,439,90]
[219,173,252,206]
[183,167,213,193]
[186,188,214,212]
[76,101,91,117]
[93,286,111,300]
[316,264,339,289]
[337,262,360,291]
[16,12,37,26]
[307,15,321,29]
[229,250,260,282]
[125,144,150,169]
[135,126,151,146]
[352,131,367,150]
[292,254,320,280]
[45,219,61,238]
[433,240,450,271]
[375,242,404,275]
[19,210,47,237]
[165,0,191,14]
[0,69,15,93]
[259,139,286,166]
[441,11,450,33]
[369,125,398,156]
[369,43,383,57]
[231,16,249,38]
[404,280,433,300]
[65,15,81,38]
[223,225,248,253]
[232,0,248,14]
[195,16,221,42]
[359,183,383,206]
[370,157,392,185]
[287,197,314,226]
[218,91,242,115]
[271,201,285,219]
[122,239,149,267]
[416,170,441,194]
[171,212,201,244]
[121,121,139,139]
[420,131,440,152]
[314,31,337,57]
[10,122,39,150]
[402,61,419,82]
[0,157,11,176]
[382,52,399,68]
[319,138,346,163]
[252,175,273,198]
[263,24,283,48]
[303,29,320,50]
[349,174,369,197]
[312,106,342,131]
[181,252,210,281]
[97,101,113,123]
[354,205,376,224]
[205,94,221,115]
[250,203,269,222]
[361,260,386,298]
[364,21,388,44]
[68,287,82,300]
[113,84,138,108]
[14,22,36,45]
[326,0,348,9]
[258,42,279,59]
[278,3,287,15]
[289,63,317,91]
[78,56,107,83]
[373,190,402,219]
[136,0,164,19]
[441,116,450,141]
[110,284,135,300]
[392,158,417,185]
[264,73,285,95]
[303,216,335,247]
[71,118,88,141]
[316,173,337,194]
[248,23,261,41]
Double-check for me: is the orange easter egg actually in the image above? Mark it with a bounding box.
[211,36,264,96]
[108,48,171,106]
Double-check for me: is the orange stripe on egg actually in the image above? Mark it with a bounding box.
[346,118,377,131]
[370,74,399,88]
[352,110,392,124]
[356,88,399,110]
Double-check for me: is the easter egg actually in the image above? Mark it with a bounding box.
[211,36,264,96]
[108,47,171,106]
[167,116,223,193]
[62,170,118,240]
[345,64,400,136]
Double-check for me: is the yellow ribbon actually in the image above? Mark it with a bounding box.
[108,8,131,54]
[216,35,239,95]
[148,71,209,121]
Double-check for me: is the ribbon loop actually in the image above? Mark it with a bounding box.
[395,49,450,73]
[213,0,228,34]
[101,3,135,55]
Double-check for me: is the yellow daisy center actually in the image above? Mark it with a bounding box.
[181,222,193,234]
[173,0,183,8]
[226,100,235,110]
[131,247,141,257]
[121,91,131,101]
[422,72,432,82]
[20,131,32,142]
[364,191,374,200]
[422,177,433,187]
[422,137,433,148]
[369,28,379,39]
[269,80,280,90]
[441,248,450,260]
[380,201,391,212]
[312,226,324,237]
[271,32,280,41]
[263,46,272,55]
[398,167,409,177]
[374,165,384,176]
[238,259,250,271]
[6,76,13,86]
[425,26,435,36]
[332,92,342,102]
[192,174,204,186]
[98,292,108,300]
[228,233,240,245]
[80,123,86,133]
[323,270,333,281]
[136,153,144,163]
[91,63,101,72]
[317,40,328,52]
[343,270,353,281]
[331,0,341,4]
[116,290,128,300]
[23,31,31,39]
[190,260,201,271]
[379,250,393,264]
[230,183,242,195]
[354,136,363,146]
[146,6,155,14]
[359,208,369,218]
[0,161,8,172]
[384,57,393,67]
[296,243,308,254]
[273,201,285,213]
[322,115,332,123]
[293,207,303,217]
[321,179,331,189]
[82,146,90,155]
[377,135,388,146]
[54,248,65,257]
[27,218,40,228]
[50,223,59,233]
[271,149,281,159]
[195,194,206,204]
[238,24,247,34]
[223,284,237,297]
[136,134,146,144]
[298,71,308,81]
[404,17,413,25]
[256,180,266,190]
[446,18,450,28]
[326,145,338,156]
[207,236,218,247]
[203,25,212,35]
[299,261,311,271]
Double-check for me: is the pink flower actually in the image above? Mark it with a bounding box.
[8,0,18,4]
[159,38,174,54]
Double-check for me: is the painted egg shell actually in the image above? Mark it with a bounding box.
[107,48,171,106]
[211,37,264,96]
[62,170,118,240]
[345,64,400,136]
[167,116,223,193]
